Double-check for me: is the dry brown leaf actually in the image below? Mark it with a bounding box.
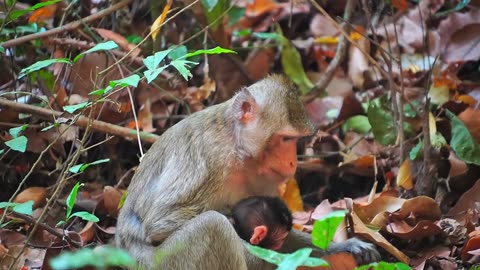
[138,98,156,133]
[385,220,443,240]
[448,151,468,177]
[103,186,123,217]
[394,196,441,221]
[447,180,480,221]
[458,107,480,143]
[79,221,96,244]
[353,196,405,224]
[351,211,410,264]
[245,0,281,17]
[13,187,48,209]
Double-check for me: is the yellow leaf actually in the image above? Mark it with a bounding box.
[150,0,172,41]
[396,159,413,190]
[279,178,304,212]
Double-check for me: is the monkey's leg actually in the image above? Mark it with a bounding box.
[156,211,249,270]
[280,229,381,265]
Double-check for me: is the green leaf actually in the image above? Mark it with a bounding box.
[246,244,285,265]
[19,58,72,79]
[56,220,66,227]
[409,141,423,160]
[170,60,198,80]
[0,149,4,154]
[63,101,91,113]
[234,29,253,37]
[144,65,168,84]
[74,41,118,62]
[168,46,188,60]
[201,0,228,30]
[118,190,128,209]
[5,136,28,153]
[0,202,18,209]
[355,261,412,270]
[109,75,141,88]
[143,49,173,70]
[50,246,135,270]
[342,115,371,134]
[69,158,110,173]
[312,211,347,250]
[446,110,480,165]
[183,46,236,58]
[9,124,28,138]
[280,34,315,95]
[70,211,100,223]
[367,96,397,146]
[41,123,60,131]
[126,35,142,44]
[66,182,82,219]
[253,32,283,42]
[0,46,5,54]
[434,0,470,17]
[228,6,245,26]
[9,0,61,20]
[13,200,33,216]
[278,248,328,270]
[431,132,447,148]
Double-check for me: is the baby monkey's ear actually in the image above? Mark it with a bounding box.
[250,225,268,245]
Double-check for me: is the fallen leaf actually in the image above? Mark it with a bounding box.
[13,187,48,209]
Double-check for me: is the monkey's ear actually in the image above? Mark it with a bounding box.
[250,225,268,245]
[232,89,257,124]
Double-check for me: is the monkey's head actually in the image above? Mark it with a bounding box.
[228,75,315,184]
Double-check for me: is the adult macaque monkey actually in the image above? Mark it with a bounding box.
[116,75,379,269]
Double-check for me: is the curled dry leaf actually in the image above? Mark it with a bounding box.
[353,196,405,224]
[13,187,48,209]
[447,180,480,223]
[393,196,441,221]
[103,186,123,217]
[385,220,443,240]
[350,211,410,264]
[79,221,96,244]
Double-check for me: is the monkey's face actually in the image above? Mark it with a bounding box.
[257,133,300,184]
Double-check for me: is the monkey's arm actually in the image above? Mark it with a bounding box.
[280,229,380,265]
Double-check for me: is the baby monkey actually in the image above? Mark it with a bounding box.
[230,196,293,251]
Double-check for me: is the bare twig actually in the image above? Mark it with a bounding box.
[0,98,160,143]
[303,0,356,103]
[0,0,134,48]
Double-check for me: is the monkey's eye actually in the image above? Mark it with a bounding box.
[282,136,296,142]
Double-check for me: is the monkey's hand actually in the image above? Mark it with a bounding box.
[327,238,380,265]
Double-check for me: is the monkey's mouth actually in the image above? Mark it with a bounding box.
[265,168,290,183]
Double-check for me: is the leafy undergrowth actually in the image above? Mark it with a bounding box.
[2,0,480,269]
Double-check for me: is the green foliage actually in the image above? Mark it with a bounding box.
[342,115,372,134]
[1,23,42,35]
[49,246,135,270]
[0,46,5,54]
[446,110,480,165]
[367,96,397,146]
[5,136,28,152]
[19,58,72,79]
[69,158,110,173]
[228,6,245,26]
[73,40,118,62]
[8,0,61,21]
[143,46,235,83]
[312,210,347,250]
[57,182,99,227]
[356,261,411,270]
[277,27,315,95]
[434,0,470,17]
[0,201,33,216]
[201,0,229,30]
[246,244,328,269]
[63,101,92,113]
[409,141,422,160]
[9,124,28,138]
